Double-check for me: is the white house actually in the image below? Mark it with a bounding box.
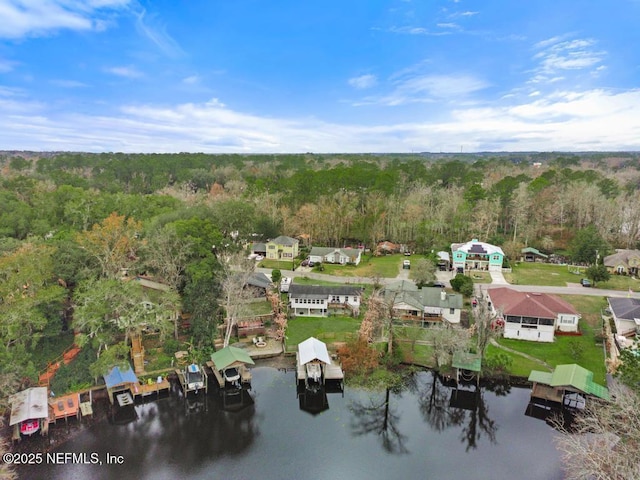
[487,287,580,343]
[288,284,363,317]
[607,297,640,338]
[383,281,463,325]
[309,247,364,266]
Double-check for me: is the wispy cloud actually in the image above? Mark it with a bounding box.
[182,75,201,85]
[0,58,17,73]
[0,88,639,153]
[387,25,452,36]
[134,8,184,57]
[531,36,606,83]
[104,66,143,78]
[357,67,489,106]
[50,79,89,88]
[348,74,377,89]
[0,0,130,39]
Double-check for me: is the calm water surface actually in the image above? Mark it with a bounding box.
[19,367,564,480]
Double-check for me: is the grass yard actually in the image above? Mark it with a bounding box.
[506,262,640,291]
[505,262,587,286]
[317,254,404,278]
[285,315,361,352]
[484,294,607,381]
[243,300,273,316]
[468,271,492,283]
[292,275,374,296]
[258,259,297,270]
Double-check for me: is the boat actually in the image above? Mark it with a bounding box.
[223,367,241,387]
[20,419,40,436]
[306,362,322,384]
[186,364,205,394]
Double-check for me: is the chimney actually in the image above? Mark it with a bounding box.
[440,291,446,301]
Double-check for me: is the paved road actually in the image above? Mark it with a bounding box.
[258,264,640,300]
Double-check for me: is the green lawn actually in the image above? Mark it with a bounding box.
[505,262,586,286]
[285,315,361,352]
[317,254,404,278]
[468,271,492,283]
[244,300,273,316]
[485,344,551,377]
[292,275,373,296]
[258,259,297,270]
[505,262,640,291]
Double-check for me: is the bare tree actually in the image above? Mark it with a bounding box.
[553,383,640,480]
[473,289,502,360]
[218,252,256,348]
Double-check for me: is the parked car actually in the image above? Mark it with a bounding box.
[404,251,411,256]
[255,255,264,261]
[403,260,411,269]
[301,259,309,267]
[580,278,591,287]
[432,282,445,288]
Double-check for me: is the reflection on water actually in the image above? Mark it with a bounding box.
[19,367,564,480]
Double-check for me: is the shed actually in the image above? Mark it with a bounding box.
[521,247,548,262]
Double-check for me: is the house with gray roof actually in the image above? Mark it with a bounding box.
[384,281,463,325]
[604,249,640,276]
[288,284,363,317]
[309,247,364,266]
[265,235,299,261]
[607,297,640,337]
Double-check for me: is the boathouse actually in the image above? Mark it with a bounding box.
[103,364,139,406]
[9,387,50,440]
[528,364,609,409]
[296,337,343,389]
[208,346,255,388]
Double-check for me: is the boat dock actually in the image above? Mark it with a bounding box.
[205,360,252,388]
[132,377,171,399]
[175,364,208,395]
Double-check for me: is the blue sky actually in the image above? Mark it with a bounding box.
[1,0,639,153]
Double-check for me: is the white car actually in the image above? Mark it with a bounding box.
[255,255,264,261]
[403,260,411,269]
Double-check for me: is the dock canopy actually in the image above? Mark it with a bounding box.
[211,346,256,371]
[103,364,139,389]
[298,337,332,366]
[9,387,49,426]
[528,364,609,400]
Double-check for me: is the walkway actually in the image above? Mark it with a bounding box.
[489,338,552,370]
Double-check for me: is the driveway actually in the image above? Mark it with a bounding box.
[489,270,508,284]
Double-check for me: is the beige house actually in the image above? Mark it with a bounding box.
[266,235,299,261]
[604,249,640,276]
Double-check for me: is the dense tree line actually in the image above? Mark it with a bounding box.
[0,151,639,406]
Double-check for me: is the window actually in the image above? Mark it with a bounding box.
[268,245,276,249]
[449,308,455,315]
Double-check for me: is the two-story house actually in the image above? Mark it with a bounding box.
[487,287,580,343]
[451,239,504,273]
[266,235,299,261]
[288,284,363,317]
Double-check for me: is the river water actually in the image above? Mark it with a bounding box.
[19,367,564,480]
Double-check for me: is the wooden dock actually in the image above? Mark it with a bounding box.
[133,377,171,399]
[205,360,251,388]
[49,393,81,424]
[175,365,208,395]
[531,383,563,404]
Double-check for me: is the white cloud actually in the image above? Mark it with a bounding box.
[348,74,377,89]
[104,66,143,78]
[50,79,88,88]
[0,87,638,153]
[358,71,489,106]
[0,58,17,72]
[182,75,201,85]
[532,36,606,77]
[388,26,451,36]
[0,0,130,38]
[135,8,184,57]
